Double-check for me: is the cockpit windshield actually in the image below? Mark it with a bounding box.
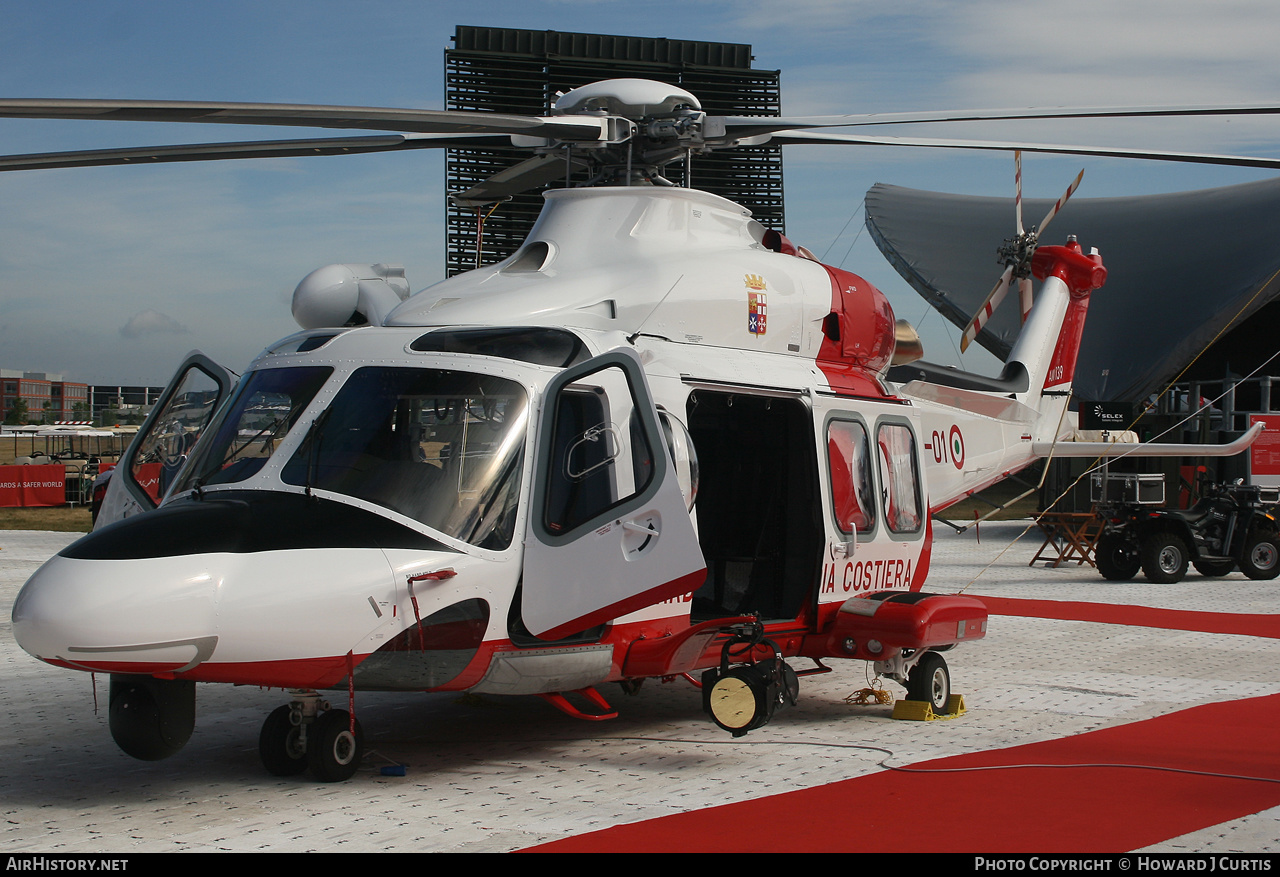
[174,366,333,492]
[280,367,528,551]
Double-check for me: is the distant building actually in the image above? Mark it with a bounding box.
[1,369,90,424]
[2,369,165,425]
[90,384,166,426]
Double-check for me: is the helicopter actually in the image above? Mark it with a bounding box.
[6,78,1274,781]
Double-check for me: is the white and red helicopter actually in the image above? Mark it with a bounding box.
[6,79,1275,781]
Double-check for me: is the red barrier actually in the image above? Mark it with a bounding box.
[0,464,66,507]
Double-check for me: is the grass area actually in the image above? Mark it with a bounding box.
[0,506,93,532]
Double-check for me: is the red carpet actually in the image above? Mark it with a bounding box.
[529,695,1280,853]
[978,595,1280,639]
[525,598,1280,853]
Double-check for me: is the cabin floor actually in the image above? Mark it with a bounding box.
[1,523,1277,853]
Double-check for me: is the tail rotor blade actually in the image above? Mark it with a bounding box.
[961,265,1014,353]
[1015,150,1024,236]
[1018,276,1034,324]
[1036,168,1084,235]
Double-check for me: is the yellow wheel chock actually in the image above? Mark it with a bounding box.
[891,694,967,721]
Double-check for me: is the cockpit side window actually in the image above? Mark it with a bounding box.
[129,364,224,505]
[541,364,654,537]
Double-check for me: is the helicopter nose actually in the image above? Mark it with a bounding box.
[12,553,220,674]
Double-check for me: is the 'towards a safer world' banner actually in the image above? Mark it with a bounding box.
[0,464,65,507]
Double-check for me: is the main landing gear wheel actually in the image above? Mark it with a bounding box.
[1240,531,1280,580]
[1095,534,1141,581]
[1141,533,1189,584]
[307,709,364,783]
[905,651,950,713]
[259,705,308,777]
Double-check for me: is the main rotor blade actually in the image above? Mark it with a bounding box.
[0,98,609,141]
[450,152,594,206]
[722,101,1280,138]
[765,130,1280,170]
[0,133,510,172]
[961,265,1014,353]
[10,96,1280,145]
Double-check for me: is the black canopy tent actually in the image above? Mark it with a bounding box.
[865,177,1280,403]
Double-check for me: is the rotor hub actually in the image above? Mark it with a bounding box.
[553,79,701,118]
[998,231,1039,278]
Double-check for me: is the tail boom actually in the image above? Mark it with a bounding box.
[1031,239,1107,392]
[904,238,1107,512]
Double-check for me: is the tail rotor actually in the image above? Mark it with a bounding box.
[960,152,1084,353]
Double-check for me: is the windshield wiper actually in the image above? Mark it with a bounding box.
[193,404,300,493]
[302,407,333,499]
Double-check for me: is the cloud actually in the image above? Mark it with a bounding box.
[119,310,189,339]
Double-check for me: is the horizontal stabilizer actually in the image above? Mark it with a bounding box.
[1032,422,1262,458]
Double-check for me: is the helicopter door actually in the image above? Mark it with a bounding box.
[96,351,232,526]
[522,349,706,640]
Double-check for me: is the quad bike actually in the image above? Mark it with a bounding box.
[1095,480,1280,583]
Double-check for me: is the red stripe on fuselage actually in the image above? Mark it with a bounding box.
[41,603,828,692]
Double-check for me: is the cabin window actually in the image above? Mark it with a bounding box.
[281,367,528,550]
[827,419,875,535]
[266,332,341,355]
[410,327,589,369]
[877,422,923,534]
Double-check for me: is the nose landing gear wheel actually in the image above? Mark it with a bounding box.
[259,705,308,777]
[308,709,364,783]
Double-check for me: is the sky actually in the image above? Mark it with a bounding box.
[2,0,1280,385]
